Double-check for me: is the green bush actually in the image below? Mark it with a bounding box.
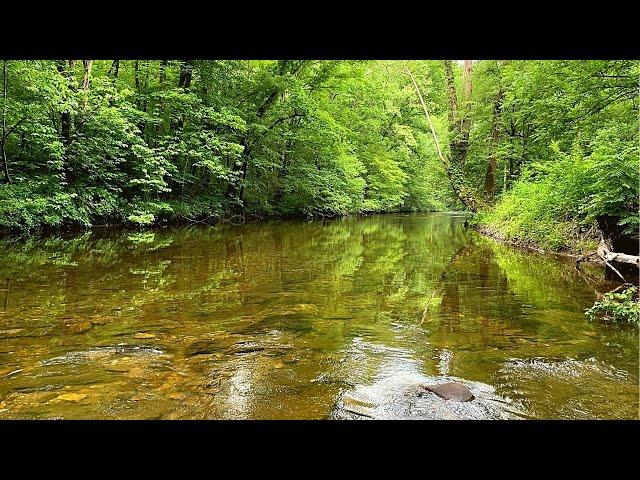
[585,286,640,324]
[0,180,91,231]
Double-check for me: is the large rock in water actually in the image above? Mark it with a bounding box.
[332,372,525,420]
[422,382,474,402]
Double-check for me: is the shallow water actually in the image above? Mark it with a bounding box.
[0,213,637,419]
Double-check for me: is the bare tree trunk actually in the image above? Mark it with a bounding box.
[597,238,640,282]
[1,60,11,184]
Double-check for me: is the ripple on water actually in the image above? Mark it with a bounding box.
[496,357,638,419]
[331,339,526,420]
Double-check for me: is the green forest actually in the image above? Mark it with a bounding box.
[0,58,639,420]
[0,60,638,254]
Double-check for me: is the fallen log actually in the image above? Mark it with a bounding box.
[597,239,640,282]
[597,240,640,265]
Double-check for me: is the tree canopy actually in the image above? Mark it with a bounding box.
[1,59,637,253]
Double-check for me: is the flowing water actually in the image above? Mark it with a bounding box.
[0,213,637,419]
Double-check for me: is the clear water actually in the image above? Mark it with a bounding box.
[0,213,637,419]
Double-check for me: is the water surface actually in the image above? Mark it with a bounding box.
[0,214,637,419]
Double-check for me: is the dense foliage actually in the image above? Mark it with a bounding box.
[0,60,456,231]
[471,60,639,252]
[585,286,640,324]
[0,59,637,247]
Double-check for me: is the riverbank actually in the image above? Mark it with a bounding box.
[0,201,455,239]
[470,210,601,258]
[471,223,604,264]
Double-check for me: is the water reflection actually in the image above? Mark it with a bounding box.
[0,214,637,419]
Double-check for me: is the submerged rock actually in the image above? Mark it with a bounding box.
[422,381,474,402]
[42,345,165,366]
[185,339,232,356]
[232,345,265,355]
[65,321,93,334]
[56,393,88,402]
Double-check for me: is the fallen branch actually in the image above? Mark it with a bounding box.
[597,239,640,265]
[596,239,640,282]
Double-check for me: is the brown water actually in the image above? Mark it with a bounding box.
[0,213,637,419]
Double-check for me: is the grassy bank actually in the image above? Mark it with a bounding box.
[472,136,639,257]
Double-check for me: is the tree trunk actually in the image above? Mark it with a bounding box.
[172,60,193,132]
[462,60,473,98]
[227,138,250,202]
[443,60,459,131]
[56,61,72,146]
[178,60,192,90]
[81,60,93,110]
[108,60,119,79]
[1,60,11,184]
[225,61,309,208]
[483,84,503,200]
[597,240,640,266]
[597,239,640,282]
[460,60,473,169]
[159,60,167,85]
[156,60,168,138]
[81,60,93,91]
[134,60,140,92]
[56,60,77,185]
